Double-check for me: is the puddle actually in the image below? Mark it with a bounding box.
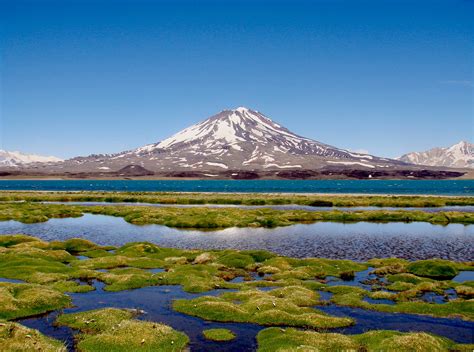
[362,297,396,305]
[453,271,474,283]
[324,267,387,290]
[0,277,25,283]
[148,268,165,273]
[317,290,333,302]
[229,272,269,283]
[420,289,458,304]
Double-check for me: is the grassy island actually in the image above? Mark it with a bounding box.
[0,190,473,207]
[202,328,236,341]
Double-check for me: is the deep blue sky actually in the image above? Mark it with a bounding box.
[0,0,472,159]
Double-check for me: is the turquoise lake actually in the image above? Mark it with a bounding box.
[0,179,473,195]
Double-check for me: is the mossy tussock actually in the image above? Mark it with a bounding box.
[0,321,66,351]
[0,282,71,320]
[2,191,473,207]
[406,259,459,279]
[56,308,189,351]
[173,286,354,329]
[202,328,236,341]
[256,327,474,352]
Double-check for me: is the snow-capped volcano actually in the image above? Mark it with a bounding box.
[3,107,467,179]
[0,150,63,167]
[56,107,402,173]
[398,141,473,169]
[133,107,362,160]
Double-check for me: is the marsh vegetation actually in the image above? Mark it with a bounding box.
[0,234,473,351]
[0,202,473,229]
[1,190,473,207]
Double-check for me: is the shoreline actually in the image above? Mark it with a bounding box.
[0,175,473,181]
[0,190,473,198]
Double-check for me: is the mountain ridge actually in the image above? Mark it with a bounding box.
[397,141,473,169]
[0,150,63,167]
[0,107,468,179]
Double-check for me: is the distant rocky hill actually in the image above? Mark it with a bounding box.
[0,150,62,167]
[398,141,473,169]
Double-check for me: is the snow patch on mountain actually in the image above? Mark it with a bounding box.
[328,161,375,168]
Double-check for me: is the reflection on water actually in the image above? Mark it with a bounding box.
[42,201,474,213]
[0,214,472,261]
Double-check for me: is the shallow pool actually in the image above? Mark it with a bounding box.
[0,214,472,261]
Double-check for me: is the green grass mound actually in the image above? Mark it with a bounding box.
[0,321,66,352]
[0,282,71,320]
[256,328,470,352]
[99,267,161,291]
[56,308,189,351]
[0,251,75,284]
[202,328,236,341]
[217,252,255,269]
[173,286,353,329]
[0,234,47,248]
[407,259,459,279]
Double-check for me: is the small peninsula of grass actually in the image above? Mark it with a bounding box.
[0,282,71,320]
[406,259,459,279]
[202,328,236,341]
[1,202,473,228]
[56,308,189,351]
[1,190,473,207]
[256,327,474,352]
[0,321,66,352]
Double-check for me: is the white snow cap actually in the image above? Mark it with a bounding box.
[0,150,63,167]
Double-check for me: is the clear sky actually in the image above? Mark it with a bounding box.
[0,0,472,159]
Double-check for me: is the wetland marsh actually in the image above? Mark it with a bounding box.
[0,192,473,351]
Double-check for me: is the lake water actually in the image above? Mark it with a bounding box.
[0,214,472,261]
[0,179,473,195]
